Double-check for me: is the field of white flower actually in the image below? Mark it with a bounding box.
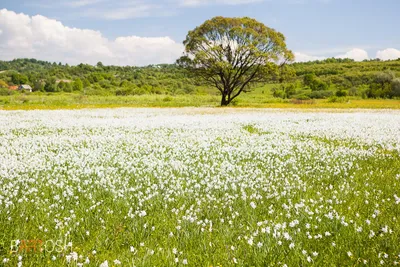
[0,108,399,266]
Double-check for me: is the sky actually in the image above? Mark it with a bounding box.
[0,0,399,66]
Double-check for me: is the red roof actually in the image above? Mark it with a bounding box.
[8,86,18,91]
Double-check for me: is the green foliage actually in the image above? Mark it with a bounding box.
[11,73,28,85]
[178,16,293,106]
[392,78,400,97]
[0,57,400,105]
[309,90,333,99]
[328,96,349,103]
[0,80,8,88]
[336,90,348,97]
[242,124,261,134]
[0,88,13,96]
[73,78,83,91]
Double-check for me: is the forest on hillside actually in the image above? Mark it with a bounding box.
[0,58,400,100]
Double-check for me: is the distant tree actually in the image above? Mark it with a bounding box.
[178,16,293,106]
[73,78,83,91]
[11,73,28,85]
[375,71,395,85]
[97,62,104,69]
[33,80,45,92]
[392,78,400,97]
[44,78,57,92]
[0,80,8,88]
[303,73,316,87]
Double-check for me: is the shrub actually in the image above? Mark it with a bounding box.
[163,96,173,102]
[336,90,348,97]
[310,90,333,99]
[328,96,349,103]
[295,94,311,100]
[0,88,14,96]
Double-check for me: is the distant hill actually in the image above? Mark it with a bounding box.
[0,58,399,99]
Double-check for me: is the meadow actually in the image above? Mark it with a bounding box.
[0,90,400,110]
[0,108,399,266]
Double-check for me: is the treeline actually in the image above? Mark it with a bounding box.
[273,58,400,100]
[1,58,400,99]
[0,59,201,96]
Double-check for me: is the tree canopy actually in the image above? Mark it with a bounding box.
[178,16,294,106]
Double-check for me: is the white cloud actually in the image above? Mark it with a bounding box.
[0,9,183,66]
[336,48,369,61]
[376,48,400,61]
[295,48,370,62]
[294,52,325,62]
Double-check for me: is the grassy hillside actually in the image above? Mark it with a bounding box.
[0,58,399,109]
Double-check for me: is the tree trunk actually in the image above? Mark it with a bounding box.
[220,94,229,106]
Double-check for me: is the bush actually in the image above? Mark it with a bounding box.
[310,90,333,99]
[0,88,15,96]
[295,94,311,100]
[336,90,348,97]
[115,88,134,96]
[163,96,173,102]
[328,96,349,103]
[273,89,285,98]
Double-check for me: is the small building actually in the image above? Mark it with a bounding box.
[19,85,32,92]
[8,86,18,91]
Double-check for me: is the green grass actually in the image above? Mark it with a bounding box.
[0,84,399,110]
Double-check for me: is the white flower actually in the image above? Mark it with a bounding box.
[182,259,188,265]
[347,251,353,257]
[289,243,295,249]
[99,260,108,267]
[113,259,121,265]
[71,252,78,261]
[250,202,256,209]
[257,242,263,248]
[139,210,147,217]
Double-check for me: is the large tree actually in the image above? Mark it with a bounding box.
[178,16,294,106]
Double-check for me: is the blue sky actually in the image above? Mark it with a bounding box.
[0,0,399,65]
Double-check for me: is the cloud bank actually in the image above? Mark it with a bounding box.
[0,9,399,65]
[0,9,183,66]
[295,48,400,63]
